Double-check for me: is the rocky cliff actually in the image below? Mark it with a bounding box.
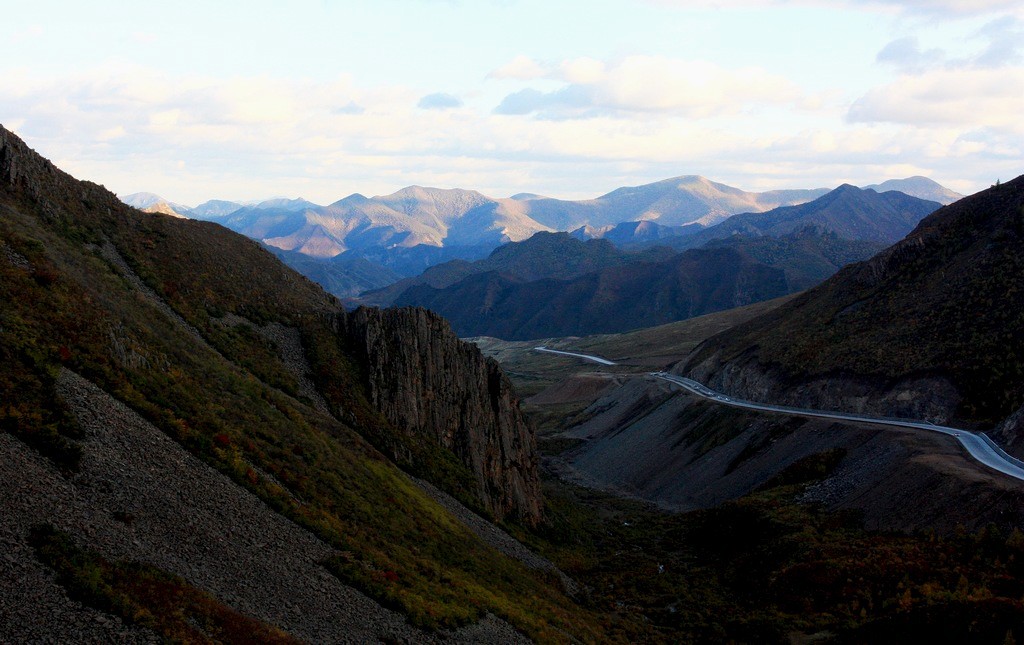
[340,306,542,524]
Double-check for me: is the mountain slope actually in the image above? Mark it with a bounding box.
[510,175,828,230]
[673,184,941,250]
[357,230,674,307]
[396,230,881,339]
[0,125,604,639]
[214,188,552,260]
[864,176,963,205]
[682,174,1024,448]
[267,246,402,298]
[396,246,792,339]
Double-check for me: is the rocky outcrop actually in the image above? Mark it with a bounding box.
[341,306,542,525]
[682,349,962,425]
[993,404,1024,456]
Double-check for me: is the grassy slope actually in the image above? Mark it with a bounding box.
[0,132,602,640]
[686,175,1024,426]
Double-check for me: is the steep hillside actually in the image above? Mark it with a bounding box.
[341,307,541,521]
[0,125,602,640]
[674,184,941,250]
[398,232,879,340]
[397,246,791,339]
[705,230,885,291]
[682,175,1024,448]
[268,246,401,298]
[357,231,674,307]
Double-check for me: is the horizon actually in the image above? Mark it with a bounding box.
[4,0,1022,204]
[115,173,957,210]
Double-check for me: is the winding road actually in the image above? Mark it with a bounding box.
[652,372,1024,483]
[530,346,1024,483]
[533,346,617,366]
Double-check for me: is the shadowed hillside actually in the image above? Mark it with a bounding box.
[396,232,881,340]
[0,125,607,641]
[682,174,1024,447]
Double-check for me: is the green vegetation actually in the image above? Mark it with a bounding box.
[0,146,600,640]
[29,524,300,644]
[521,454,1024,643]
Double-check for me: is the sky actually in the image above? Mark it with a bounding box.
[2,0,1022,205]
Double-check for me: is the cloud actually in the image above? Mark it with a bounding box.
[876,37,945,72]
[645,0,1022,17]
[972,16,1024,66]
[417,92,463,110]
[1,61,1015,205]
[874,17,1023,78]
[492,55,806,119]
[494,87,594,116]
[849,66,1024,133]
[488,55,547,80]
[333,101,365,115]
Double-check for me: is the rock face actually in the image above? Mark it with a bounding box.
[341,306,542,525]
[684,350,962,424]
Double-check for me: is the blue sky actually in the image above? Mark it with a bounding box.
[2,0,1021,204]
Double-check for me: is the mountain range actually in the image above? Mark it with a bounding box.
[120,176,960,297]
[371,185,939,338]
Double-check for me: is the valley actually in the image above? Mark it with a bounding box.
[4,121,1024,642]
[6,0,1023,641]
[473,295,1024,641]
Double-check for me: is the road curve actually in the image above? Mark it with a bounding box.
[651,372,1024,483]
[533,346,617,366]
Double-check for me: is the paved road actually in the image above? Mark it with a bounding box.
[533,346,617,366]
[651,372,1024,483]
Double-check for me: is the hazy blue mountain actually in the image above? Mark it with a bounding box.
[190,199,244,219]
[863,176,962,205]
[507,175,830,231]
[664,185,941,251]
[570,220,703,246]
[267,246,401,298]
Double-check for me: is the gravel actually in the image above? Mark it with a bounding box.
[99,240,207,347]
[215,313,330,414]
[0,369,529,643]
[1,241,32,273]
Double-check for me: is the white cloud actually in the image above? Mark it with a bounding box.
[493,55,807,119]
[645,0,1023,17]
[1,60,1016,205]
[849,67,1024,133]
[876,37,946,72]
[488,55,547,80]
[559,57,605,84]
[417,92,464,110]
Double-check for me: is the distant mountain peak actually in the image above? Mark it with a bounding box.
[863,176,962,205]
